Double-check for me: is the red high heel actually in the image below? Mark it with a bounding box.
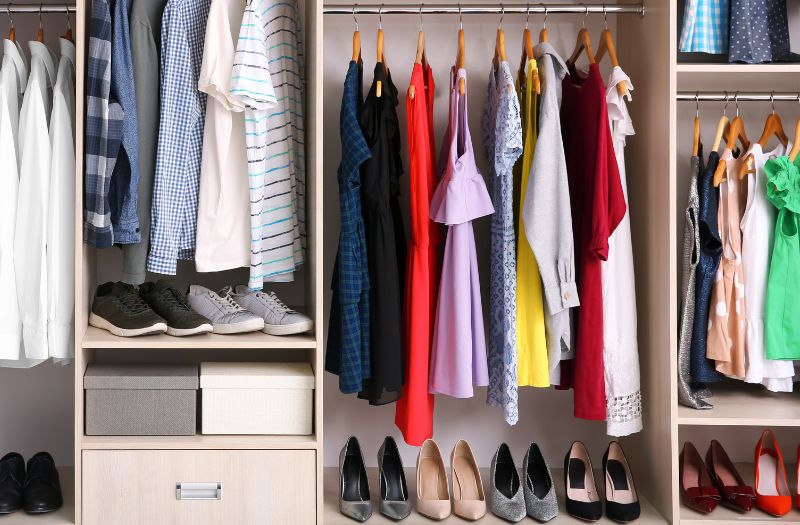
[754,430,792,517]
[796,445,800,510]
[680,442,720,514]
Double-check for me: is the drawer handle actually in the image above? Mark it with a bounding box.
[176,482,222,500]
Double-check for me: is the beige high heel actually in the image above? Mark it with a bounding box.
[416,439,451,520]
[451,439,487,520]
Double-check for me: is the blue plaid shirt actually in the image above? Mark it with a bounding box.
[147,0,211,274]
[325,61,371,394]
[83,0,125,248]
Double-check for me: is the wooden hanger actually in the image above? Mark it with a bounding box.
[63,4,73,42]
[739,94,790,179]
[518,6,540,94]
[538,3,548,42]
[692,94,700,157]
[351,7,361,62]
[37,4,43,43]
[789,118,800,163]
[712,96,730,154]
[6,6,14,43]
[567,5,596,67]
[714,96,749,186]
[594,6,627,97]
[376,6,386,98]
[493,5,506,69]
[455,7,465,95]
[409,6,426,100]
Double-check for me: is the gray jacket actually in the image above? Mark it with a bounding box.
[522,42,579,384]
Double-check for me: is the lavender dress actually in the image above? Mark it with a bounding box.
[429,68,494,397]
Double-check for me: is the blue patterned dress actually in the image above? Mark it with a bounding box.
[483,62,523,425]
[679,0,730,54]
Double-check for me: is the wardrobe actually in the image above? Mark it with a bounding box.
[0,0,796,524]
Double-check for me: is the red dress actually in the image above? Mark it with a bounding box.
[559,63,627,420]
[395,63,439,445]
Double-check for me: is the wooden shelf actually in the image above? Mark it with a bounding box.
[677,64,800,73]
[81,325,316,349]
[680,464,800,524]
[0,467,75,525]
[677,385,800,426]
[81,433,317,450]
[323,467,667,525]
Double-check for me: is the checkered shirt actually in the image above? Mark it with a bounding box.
[147,0,211,274]
[679,0,730,54]
[325,61,371,394]
[83,0,125,248]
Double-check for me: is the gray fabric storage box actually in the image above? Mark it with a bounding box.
[84,364,198,436]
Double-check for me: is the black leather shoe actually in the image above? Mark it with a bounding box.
[23,452,62,514]
[603,442,641,523]
[564,442,602,522]
[0,452,25,514]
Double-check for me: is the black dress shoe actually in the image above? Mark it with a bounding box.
[0,452,25,514]
[603,442,641,523]
[23,452,62,514]
[564,442,602,522]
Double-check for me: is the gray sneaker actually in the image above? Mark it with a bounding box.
[186,285,264,335]
[232,286,313,335]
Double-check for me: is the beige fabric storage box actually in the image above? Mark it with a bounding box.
[200,362,314,435]
[84,364,198,436]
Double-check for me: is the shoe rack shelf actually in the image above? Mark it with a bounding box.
[321,468,667,525]
[81,326,317,349]
[669,3,800,525]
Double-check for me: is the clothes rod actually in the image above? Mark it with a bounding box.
[322,3,645,16]
[0,4,75,13]
[677,92,800,102]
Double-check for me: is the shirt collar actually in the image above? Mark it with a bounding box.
[27,40,56,87]
[534,41,567,72]
[2,39,28,93]
[59,37,75,68]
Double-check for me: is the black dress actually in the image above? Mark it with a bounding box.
[358,63,407,405]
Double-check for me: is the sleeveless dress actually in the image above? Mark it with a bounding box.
[690,151,723,386]
[484,61,522,425]
[358,64,406,405]
[728,0,794,63]
[429,68,494,398]
[740,143,794,390]
[679,147,711,409]
[765,155,800,360]
[515,59,549,388]
[395,62,438,444]
[707,149,747,379]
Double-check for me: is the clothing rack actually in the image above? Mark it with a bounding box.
[0,4,75,13]
[322,2,645,16]
[677,91,800,102]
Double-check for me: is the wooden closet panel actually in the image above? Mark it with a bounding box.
[82,450,316,525]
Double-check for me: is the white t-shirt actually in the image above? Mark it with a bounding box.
[195,0,251,272]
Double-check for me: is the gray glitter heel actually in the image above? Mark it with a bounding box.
[523,443,559,522]
[489,443,526,522]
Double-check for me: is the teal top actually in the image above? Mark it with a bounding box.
[765,154,800,359]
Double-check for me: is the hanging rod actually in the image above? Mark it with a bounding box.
[323,3,645,16]
[0,4,75,13]
[677,92,800,102]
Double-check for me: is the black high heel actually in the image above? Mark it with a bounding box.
[603,442,641,523]
[564,441,602,522]
[378,436,411,520]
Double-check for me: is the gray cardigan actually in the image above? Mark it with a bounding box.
[522,42,579,384]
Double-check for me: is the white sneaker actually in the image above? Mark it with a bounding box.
[232,286,314,336]
[186,285,264,335]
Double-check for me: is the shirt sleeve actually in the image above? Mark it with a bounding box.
[591,100,627,261]
[229,1,278,111]
[148,5,196,275]
[198,1,243,111]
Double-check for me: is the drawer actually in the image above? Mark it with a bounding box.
[82,450,316,525]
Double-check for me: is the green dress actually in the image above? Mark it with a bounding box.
[765,155,800,359]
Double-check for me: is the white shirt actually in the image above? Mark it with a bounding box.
[602,67,642,437]
[47,38,76,364]
[15,41,55,362]
[0,39,27,362]
[195,0,251,273]
[740,142,794,391]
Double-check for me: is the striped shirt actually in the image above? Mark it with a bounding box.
[230,0,306,289]
[147,0,211,275]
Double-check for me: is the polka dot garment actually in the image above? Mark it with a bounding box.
[729,0,795,63]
